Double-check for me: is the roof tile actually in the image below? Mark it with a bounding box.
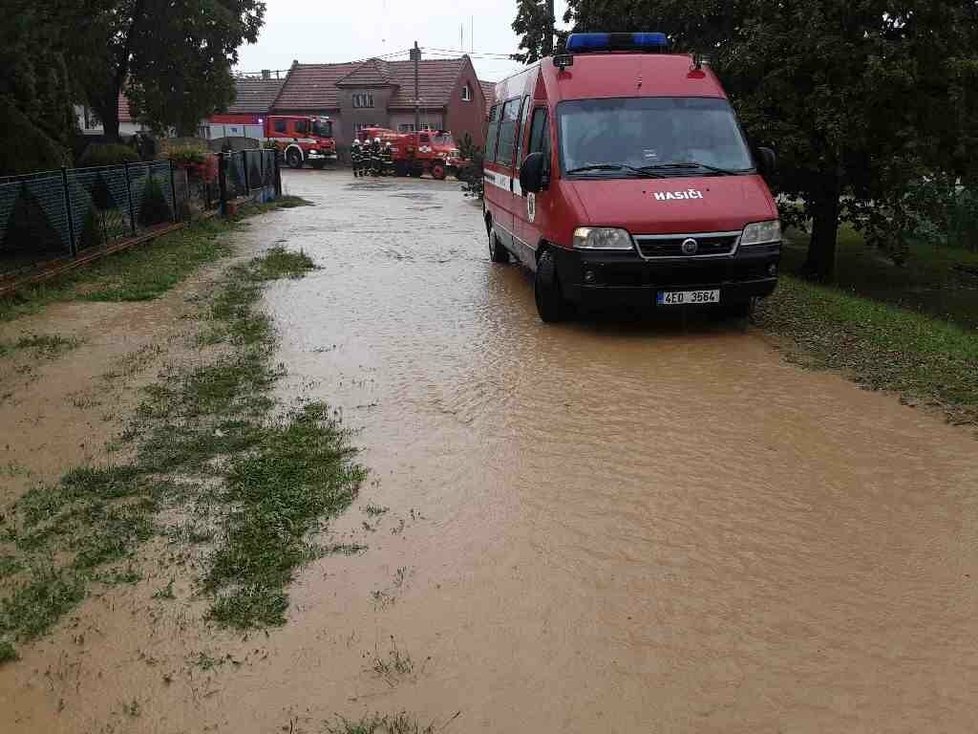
[227,78,285,114]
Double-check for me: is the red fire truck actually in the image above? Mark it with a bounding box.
[357,127,464,179]
[265,115,337,169]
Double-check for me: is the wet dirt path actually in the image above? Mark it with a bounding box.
[4,170,978,732]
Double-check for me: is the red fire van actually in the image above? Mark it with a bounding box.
[483,32,781,322]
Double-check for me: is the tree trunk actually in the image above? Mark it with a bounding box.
[803,178,842,282]
[94,92,121,142]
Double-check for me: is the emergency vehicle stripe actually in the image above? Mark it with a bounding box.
[484,170,523,196]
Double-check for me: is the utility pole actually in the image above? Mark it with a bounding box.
[544,0,555,57]
[410,41,421,133]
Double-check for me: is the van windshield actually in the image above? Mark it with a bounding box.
[558,97,754,176]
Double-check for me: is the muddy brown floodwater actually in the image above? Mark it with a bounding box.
[4,169,978,733]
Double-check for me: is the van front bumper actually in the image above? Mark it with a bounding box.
[552,243,781,308]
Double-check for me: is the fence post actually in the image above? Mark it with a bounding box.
[61,167,77,257]
[124,162,136,235]
[168,160,178,222]
[242,151,250,195]
[218,153,228,218]
[274,152,282,197]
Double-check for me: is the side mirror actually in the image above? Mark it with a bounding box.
[755,147,777,176]
[519,152,547,194]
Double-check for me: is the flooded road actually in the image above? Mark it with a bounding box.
[266,171,978,731]
[4,169,978,732]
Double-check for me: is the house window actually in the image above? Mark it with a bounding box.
[352,92,374,109]
[83,106,101,130]
[462,83,472,102]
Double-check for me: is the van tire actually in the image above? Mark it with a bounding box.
[430,162,447,180]
[535,250,569,323]
[285,148,303,169]
[489,232,510,264]
[724,298,755,320]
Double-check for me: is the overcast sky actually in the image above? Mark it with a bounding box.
[236,0,570,82]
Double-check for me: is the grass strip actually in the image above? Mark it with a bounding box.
[0,240,364,661]
[756,275,978,426]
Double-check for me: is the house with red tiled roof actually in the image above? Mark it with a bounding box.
[272,56,487,146]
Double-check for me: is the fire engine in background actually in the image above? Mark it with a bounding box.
[264,115,337,169]
[357,127,464,179]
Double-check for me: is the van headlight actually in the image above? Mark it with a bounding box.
[740,220,781,246]
[573,227,634,250]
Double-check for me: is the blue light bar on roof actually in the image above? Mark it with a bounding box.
[565,32,669,54]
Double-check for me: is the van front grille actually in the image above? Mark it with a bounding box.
[634,232,739,258]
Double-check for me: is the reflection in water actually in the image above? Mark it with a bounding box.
[3,171,978,733]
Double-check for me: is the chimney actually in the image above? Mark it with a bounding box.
[261,69,271,80]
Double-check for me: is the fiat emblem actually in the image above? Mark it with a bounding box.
[681,238,699,255]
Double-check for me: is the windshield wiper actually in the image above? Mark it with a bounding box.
[638,162,749,176]
[566,164,665,178]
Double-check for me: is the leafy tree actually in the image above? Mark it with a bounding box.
[512,0,558,63]
[527,0,978,280]
[0,0,78,174]
[72,0,265,139]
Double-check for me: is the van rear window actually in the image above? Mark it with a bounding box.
[558,97,753,175]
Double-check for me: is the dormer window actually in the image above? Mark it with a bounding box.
[353,92,374,108]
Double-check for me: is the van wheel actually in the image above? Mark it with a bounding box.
[535,250,570,323]
[725,298,756,320]
[489,232,509,264]
[430,163,447,180]
[285,148,303,169]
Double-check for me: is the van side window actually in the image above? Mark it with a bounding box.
[273,119,287,134]
[494,98,522,167]
[294,119,308,135]
[485,105,500,162]
[528,108,549,156]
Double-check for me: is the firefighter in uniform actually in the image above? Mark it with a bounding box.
[370,138,382,176]
[381,142,394,176]
[350,139,363,177]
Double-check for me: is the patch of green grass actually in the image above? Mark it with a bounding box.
[152,579,175,600]
[324,713,439,734]
[237,196,311,217]
[783,226,978,330]
[0,568,85,641]
[205,403,364,628]
[251,247,315,280]
[756,275,978,426]
[0,637,17,663]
